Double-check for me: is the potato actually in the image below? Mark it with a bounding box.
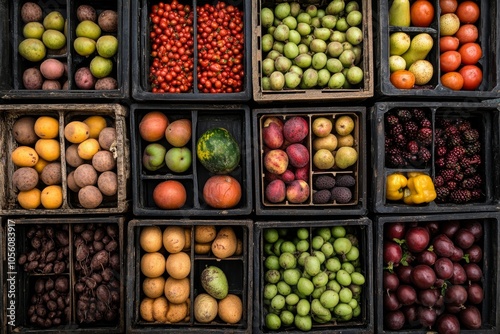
[194,242,211,254]
[95,77,118,90]
[182,227,191,251]
[140,252,165,278]
[76,5,96,22]
[21,2,43,23]
[40,162,62,185]
[139,226,163,252]
[13,167,39,191]
[40,59,65,80]
[152,297,169,323]
[23,67,43,90]
[75,67,96,90]
[65,144,85,168]
[73,163,97,188]
[143,276,166,299]
[92,150,116,172]
[162,226,185,253]
[62,80,69,90]
[98,10,118,32]
[164,277,189,304]
[13,116,38,145]
[165,252,191,279]
[166,301,188,323]
[42,80,62,90]
[194,225,217,243]
[218,294,243,324]
[98,127,116,150]
[97,171,117,196]
[194,293,218,323]
[67,171,80,192]
[78,185,103,209]
[211,227,237,259]
[140,298,155,321]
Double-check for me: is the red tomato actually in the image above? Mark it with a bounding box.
[411,1,435,27]
[439,36,460,52]
[456,1,480,24]
[459,65,482,90]
[441,71,464,90]
[459,43,482,65]
[440,51,461,72]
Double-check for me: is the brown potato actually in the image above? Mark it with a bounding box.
[98,10,118,32]
[98,127,116,150]
[40,162,62,185]
[13,167,39,191]
[211,227,237,259]
[65,144,85,168]
[97,171,117,196]
[78,185,103,209]
[76,5,96,22]
[194,225,217,243]
[140,298,155,322]
[73,163,97,188]
[95,77,118,90]
[23,68,43,90]
[67,171,81,193]
[74,67,96,90]
[42,80,62,90]
[194,242,211,254]
[92,150,116,172]
[21,2,43,23]
[13,116,38,145]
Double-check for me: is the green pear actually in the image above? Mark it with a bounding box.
[335,147,358,169]
[389,32,411,56]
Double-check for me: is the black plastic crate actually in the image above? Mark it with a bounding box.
[371,101,500,214]
[374,212,500,333]
[253,218,374,333]
[2,217,125,333]
[252,0,374,103]
[253,106,367,216]
[0,0,130,100]
[130,104,252,216]
[375,0,499,98]
[126,219,253,333]
[131,0,252,102]
[0,104,130,215]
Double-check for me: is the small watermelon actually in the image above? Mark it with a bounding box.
[196,127,240,174]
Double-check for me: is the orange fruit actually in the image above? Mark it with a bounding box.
[441,71,464,90]
[440,51,461,72]
[35,138,61,161]
[456,1,480,24]
[458,42,482,65]
[17,188,42,209]
[34,116,60,139]
[83,115,107,139]
[410,0,434,27]
[439,36,460,52]
[40,185,63,209]
[390,70,416,89]
[459,65,482,90]
[439,0,458,14]
[455,24,478,44]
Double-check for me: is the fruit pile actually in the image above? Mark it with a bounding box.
[260,0,365,91]
[433,117,483,204]
[262,226,366,331]
[384,108,432,168]
[383,220,486,332]
[439,1,483,90]
[313,174,356,204]
[138,225,244,325]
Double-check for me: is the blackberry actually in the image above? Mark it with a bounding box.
[386,147,402,156]
[472,174,483,186]
[417,147,431,163]
[471,189,482,201]
[434,175,445,187]
[454,172,464,182]
[389,123,404,136]
[463,166,477,176]
[440,169,455,181]
[445,154,459,169]
[465,142,481,156]
[457,120,472,132]
[436,146,447,157]
[445,125,459,137]
[412,108,427,120]
[461,178,477,189]
[397,109,413,122]
[385,137,393,150]
[447,134,463,147]
[420,118,432,129]
[435,137,446,148]
[463,129,479,143]
[435,187,450,202]
[404,121,419,139]
[435,157,446,168]
[387,154,407,167]
[449,146,466,160]
[386,114,399,126]
[402,152,418,164]
[437,118,453,128]
[407,141,419,155]
[449,189,472,204]
[394,134,407,148]
[447,180,458,191]
[417,127,433,146]
[434,128,445,139]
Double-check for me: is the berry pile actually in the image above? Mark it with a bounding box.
[433,118,483,204]
[384,108,432,168]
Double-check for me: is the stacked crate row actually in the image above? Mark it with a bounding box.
[0,0,499,333]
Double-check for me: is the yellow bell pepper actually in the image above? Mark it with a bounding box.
[403,174,437,204]
[407,171,425,178]
[386,173,408,201]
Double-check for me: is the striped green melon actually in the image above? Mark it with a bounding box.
[196,127,240,174]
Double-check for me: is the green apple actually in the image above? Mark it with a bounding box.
[165,147,192,173]
[143,143,166,171]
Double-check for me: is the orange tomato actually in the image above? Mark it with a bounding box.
[410,1,434,27]
[390,70,416,89]
[456,1,480,24]
[439,0,458,14]
[441,71,464,90]
[439,36,460,52]
[440,51,461,72]
[455,24,478,44]
[459,42,482,65]
[459,65,482,90]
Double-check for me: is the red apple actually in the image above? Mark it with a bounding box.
[264,149,289,175]
[295,165,309,181]
[262,122,284,149]
[286,143,309,168]
[283,116,309,143]
[263,116,284,132]
[286,179,310,203]
[281,169,295,184]
[265,179,286,203]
